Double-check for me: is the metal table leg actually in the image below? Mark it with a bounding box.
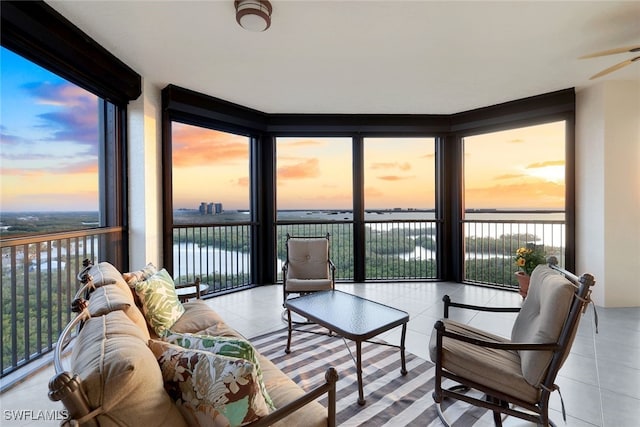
[356,340,365,405]
[400,322,408,375]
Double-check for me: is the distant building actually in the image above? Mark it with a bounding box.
[198,202,223,214]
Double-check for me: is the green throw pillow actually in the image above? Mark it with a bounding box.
[166,332,275,410]
[135,269,185,337]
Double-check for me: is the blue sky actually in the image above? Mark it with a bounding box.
[1,46,99,212]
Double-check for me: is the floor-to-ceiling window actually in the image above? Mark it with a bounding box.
[170,122,252,291]
[161,86,574,290]
[363,137,437,279]
[462,121,567,287]
[275,137,354,279]
[0,27,136,380]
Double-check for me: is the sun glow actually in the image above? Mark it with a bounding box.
[526,165,565,183]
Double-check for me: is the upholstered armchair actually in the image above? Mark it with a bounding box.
[429,257,596,426]
[282,233,336,305]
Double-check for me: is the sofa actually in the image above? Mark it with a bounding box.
[48,261,337,427]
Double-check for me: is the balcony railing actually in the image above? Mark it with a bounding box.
[463,216,566,289]
[173,223,253,295]
[276,221,354,281]
[0,227,123,380]
[1,215,565,382]
[364,220,438,280]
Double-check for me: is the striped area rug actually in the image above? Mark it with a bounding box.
[251,324,490,426]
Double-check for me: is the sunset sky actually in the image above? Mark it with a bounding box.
[1,46,565,214]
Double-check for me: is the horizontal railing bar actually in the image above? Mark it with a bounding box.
[0,226,123,248]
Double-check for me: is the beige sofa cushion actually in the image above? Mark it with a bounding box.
[88,284,150,341]
[71,311,186,427]
[259,355,328,427]
[170,300,229,335]
[86,261,135,304]
[511,264,575,386]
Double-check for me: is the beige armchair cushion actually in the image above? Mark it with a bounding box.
[429,319,540,403]
[286,238,330,280]
[511,264,575,386]
[284,278,333,292]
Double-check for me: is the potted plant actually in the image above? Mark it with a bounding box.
[514,244,546,298]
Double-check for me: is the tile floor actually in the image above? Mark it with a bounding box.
[1,282,638,426]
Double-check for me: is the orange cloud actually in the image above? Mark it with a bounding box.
[281,139,324,147]
[494,173,526,180]
[370,162,411,171]
[466,178,565,209]
[526,160,565,169]
[237,176,249,187]
[1,161,97,176]
[508,138,526,144]
[365,187,384,198]
[377,175,415,181]
[172,124,247,167]
[277,158,320,180]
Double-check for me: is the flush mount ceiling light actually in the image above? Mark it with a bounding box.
[235,0,272,32]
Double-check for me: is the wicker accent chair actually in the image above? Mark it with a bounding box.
[429,257,596,427]
[282,233,336,305]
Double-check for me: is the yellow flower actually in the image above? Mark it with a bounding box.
[514,244,546,276]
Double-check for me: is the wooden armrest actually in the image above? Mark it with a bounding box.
[247,367,339,427]
[442,295,520,318]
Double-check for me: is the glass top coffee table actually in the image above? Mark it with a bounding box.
[284,290,409,405]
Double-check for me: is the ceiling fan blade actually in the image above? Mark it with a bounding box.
[589,56,640,79]
[580,45,640,59]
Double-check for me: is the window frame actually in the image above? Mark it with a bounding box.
[1,1,141,268]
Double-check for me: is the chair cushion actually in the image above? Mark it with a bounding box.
[149,340,271,427]
[284,278,333,292]
[286,238,330,280]
[511,264,575,386]
[71,311,186,427]
[429,319,540,403]
[135,268,185,337]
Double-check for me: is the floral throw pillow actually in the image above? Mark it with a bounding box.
[123,262,157,287]
[166,332,275,410]
[134,268,185,337]
[149,340,270,427]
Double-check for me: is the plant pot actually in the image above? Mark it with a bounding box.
[515,271,530,299]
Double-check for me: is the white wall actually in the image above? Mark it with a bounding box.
[127,80,163,270]
[576,80,640,307]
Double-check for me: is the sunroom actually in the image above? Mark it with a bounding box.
[1,1,639,426]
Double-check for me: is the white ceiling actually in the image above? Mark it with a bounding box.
[47,0,640,114]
